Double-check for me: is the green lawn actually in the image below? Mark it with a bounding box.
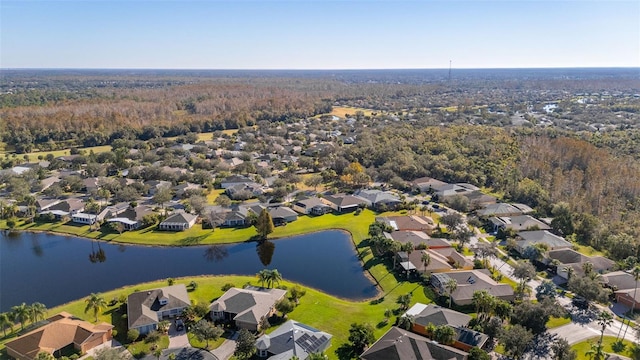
[572,244,606,257]
[571,336,637,359]
[0,209,377,247]
[127,335,169,358]
[0,274,435,360]
[546,315,572,328]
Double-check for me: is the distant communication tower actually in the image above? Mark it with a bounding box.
[448,60,452,82]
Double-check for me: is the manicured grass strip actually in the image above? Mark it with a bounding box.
[546,315,572,329]
[570,336,636,359]
[0,275,434,360]
[1,209,378,247]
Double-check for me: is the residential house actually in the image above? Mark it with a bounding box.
[255,320,332,359]
[603,271,639,292]
[173,182,202,198]
[515,231,573,256]
[145,180,173,196]
[410,177,447,194]
[158,211,198,231]
[105,205,154,231]
[384,231,451,248]
[399,248,473,275]
[292,197,332,215]
[353,189,402,210]
[97,202,130,221]
[431,270,515,306]
[433,183,479,199]
[220,176,254,189]
[226,182,264,200]
[5,312,113,360]
[360,326,468,360]
[376,215,436,235]
[224,157,244,168]
[71,212,98,225]
[268,206,298,224]
[461,191,497,209]
[489,215,551,233]
[321,194,367,213]
[36,198,62,212]
[546,248,615,280]
[82,177,102,193]
[127,285,190,335]
[613,288,640,310]
[475,203,524,219]
[403,303,488,351]
[209,287,287,332]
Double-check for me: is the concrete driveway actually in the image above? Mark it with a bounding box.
[168,321,190,348]
[210,331,238,360]
[141,347,217,360]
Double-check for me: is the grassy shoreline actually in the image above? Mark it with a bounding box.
[0,274,434,360]
[0,210,376,247]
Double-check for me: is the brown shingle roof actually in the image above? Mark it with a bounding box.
[5,313,112,360]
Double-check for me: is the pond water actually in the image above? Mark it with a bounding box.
[0,230,378,312]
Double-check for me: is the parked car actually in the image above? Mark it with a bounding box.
[175,319,185,331]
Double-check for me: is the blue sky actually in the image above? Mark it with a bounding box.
[1,0,638,69]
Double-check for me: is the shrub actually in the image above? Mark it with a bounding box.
[127,329,140,342]
[144,330,161,344]
[221,283,235,291]
[111,329,118,338]
[355,208,362,215]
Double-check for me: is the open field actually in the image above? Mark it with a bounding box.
[327,106,377,118]
[0,209,377,246]
[1,145,113,162]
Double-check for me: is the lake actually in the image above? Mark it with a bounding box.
[0,230,378,312]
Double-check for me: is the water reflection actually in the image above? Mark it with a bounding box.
[31,238,43,257]
[89,241,107,263]
[256,240,275,266]
[203,245,229,262]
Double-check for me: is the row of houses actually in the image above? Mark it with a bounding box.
[127,285,332,359]
[6,284,333,360]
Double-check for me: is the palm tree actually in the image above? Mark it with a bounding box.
[28,302,47,324]
[596,310,613,353]
[257,269,270,288]
[421,251,431,273]
[585,341,603,360]
[582,262,594,277]
[389,241,402,269]
[445,278,458,308]
[397,315,415,330]
[11,303,30,331]
[84,293,107,322]
[621,265,640,340]
[472,290,496,321]
[0,312,13,336]
[564,266,575,281]
[267,269,283,288]
[433,325,456,345]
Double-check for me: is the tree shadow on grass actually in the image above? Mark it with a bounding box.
[335,343,358,360]
[178,234,209,245]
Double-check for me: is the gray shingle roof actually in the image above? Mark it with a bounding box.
[127,285,190,330]
[255,320,332,359]
[360,327,467,360]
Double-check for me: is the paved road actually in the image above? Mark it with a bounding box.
[469,232,638,346]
